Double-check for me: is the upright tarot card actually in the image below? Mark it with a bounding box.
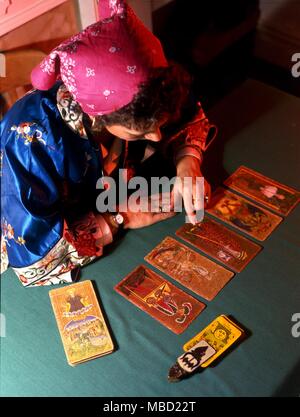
[206,187,282,241]
[176,217,262,272]
[145,236,234,300]
[114,265,205,334]
[49,280,114,366]
[224,166,300,216]
[183,315,244,367]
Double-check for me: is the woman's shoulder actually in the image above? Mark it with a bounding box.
[1,83,63,144]
[1,83,61,129]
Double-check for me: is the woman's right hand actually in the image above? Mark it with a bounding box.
[120,194,176,230]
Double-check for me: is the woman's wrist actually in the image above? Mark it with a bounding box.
[101,213,120,236]
[102,211,129,234]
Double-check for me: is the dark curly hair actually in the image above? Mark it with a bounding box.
[94,63,192,132]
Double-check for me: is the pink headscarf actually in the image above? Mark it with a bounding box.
[31,0,168,115]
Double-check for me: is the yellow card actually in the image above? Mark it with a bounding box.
[183,315,243,367]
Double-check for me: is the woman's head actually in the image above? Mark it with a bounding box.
[31,1,168,116]
[94,64,192,142]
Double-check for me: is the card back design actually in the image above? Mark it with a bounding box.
[49,280,114,366]
[176,217,262,272]
[206,187,282,241]
[145,236,234,300]
[114,265,205,334]
[224,166,300,216]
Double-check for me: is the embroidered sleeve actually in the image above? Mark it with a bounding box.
[162,102,218,165]
[1,119,112,287]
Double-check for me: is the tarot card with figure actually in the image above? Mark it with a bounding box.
[114,265,205,334]
[224,166,300,216]
[206,187,282,241]
[145,237,234,301]
[176,218,262,272]
[49,280,114,366]
[183,315,244,368]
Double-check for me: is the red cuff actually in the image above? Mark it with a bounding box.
[63,212,111,258]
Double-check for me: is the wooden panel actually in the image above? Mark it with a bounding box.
[255,0,300,70]
[0,0,69,36]
[0,1,79,52]
[0,49,46,92]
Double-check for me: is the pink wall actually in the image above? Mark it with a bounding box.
[0,0,68,37]
[0,1,79,52]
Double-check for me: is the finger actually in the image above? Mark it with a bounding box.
[170,186,182,212]
[183,184,195,219]
[169,190,175,210]
[187,212,198,225]
[160,191,174,212]
[149,193,160,212]
[150,192,173,212]
[152,210,177,223]
[192,180,205,212]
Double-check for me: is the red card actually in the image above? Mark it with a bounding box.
[115,265,206,334]
[224,166,300,216]
[176,217,262,272]
[145,236,235,300]
[206,187,283,241]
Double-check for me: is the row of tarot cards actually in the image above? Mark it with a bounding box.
[115,166,300,333]
[49,166,299,365]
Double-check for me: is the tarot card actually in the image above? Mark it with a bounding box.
[145,237,234,301]
[49,280,114,366]
[177,340,216,372]
[183,315,244,367]
[176,217,262,272]
[114,265,205,334]
[168,340,216,381]
[224,166,300,216]
[206,187,283,241]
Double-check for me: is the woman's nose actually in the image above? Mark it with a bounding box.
[145,128,162,142]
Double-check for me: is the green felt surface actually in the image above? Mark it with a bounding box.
[1,79,300,397]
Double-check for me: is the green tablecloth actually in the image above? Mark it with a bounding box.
[1,79,300,397]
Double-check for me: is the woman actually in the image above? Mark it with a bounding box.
[0,0,216,287]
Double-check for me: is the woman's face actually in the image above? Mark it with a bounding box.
[105,118,167,142]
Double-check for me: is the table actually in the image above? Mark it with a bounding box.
[1,79,300,397]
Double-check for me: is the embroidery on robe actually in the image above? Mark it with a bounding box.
[10,122,56,151]
[1,219,26,247]
[13,235,95,288]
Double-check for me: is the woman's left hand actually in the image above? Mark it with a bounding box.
[174,155,211,224]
